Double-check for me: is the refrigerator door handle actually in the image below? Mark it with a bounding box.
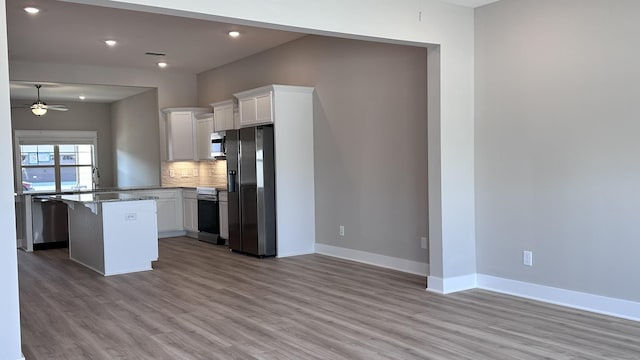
[228,170,237,192]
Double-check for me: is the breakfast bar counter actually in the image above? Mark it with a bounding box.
[48,192,159,276]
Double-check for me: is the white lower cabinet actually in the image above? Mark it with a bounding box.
[182,189,198,234]
[128,189,183,238]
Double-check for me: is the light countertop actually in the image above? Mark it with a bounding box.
[39,192,158,203]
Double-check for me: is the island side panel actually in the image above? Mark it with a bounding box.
[102,200,158,276]
[68,203,105,274]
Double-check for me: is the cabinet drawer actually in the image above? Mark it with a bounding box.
[182,189,197,200]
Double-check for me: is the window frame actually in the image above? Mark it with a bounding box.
[14,130,99,194]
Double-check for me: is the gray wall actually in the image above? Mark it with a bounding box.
[10,61,199,162]
[198,35,428,264]
[10,101,115,188]
[111,89,160,187]
[475,0,640,302]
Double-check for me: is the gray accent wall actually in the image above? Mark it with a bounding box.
[9,61,199,163]
[475,0,640,302]
[198,35,428,264]
[111,89,160,187]
[10,101,115,188]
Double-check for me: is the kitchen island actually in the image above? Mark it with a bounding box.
[51,192,158,276]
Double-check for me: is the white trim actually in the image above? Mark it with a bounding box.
[13,130,99,194]
[427,274,477,294]
[314,243,428,276]
[426,276,443,293]
[477,274,640,322]
[14,130,98,144]
[276,249,315,258]
[17,354,25,360]
[158,230,186,238]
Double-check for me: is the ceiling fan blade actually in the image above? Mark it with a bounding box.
[25,85,70,113]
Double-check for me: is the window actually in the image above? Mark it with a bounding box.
[14,131,98,193]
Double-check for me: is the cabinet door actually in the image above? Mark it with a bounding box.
[214,104,235,131]
[239,98,257,127]
[167,111,196,160]
[196,118,214,160]
[182,197,198,232]
[129,189,182,234]
[156,198,179,232]
[238,92,273,128]
[219,200,228,239]
[255,92,273,123]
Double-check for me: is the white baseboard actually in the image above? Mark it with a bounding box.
[477,274,640,322]
[314,243,428,276]
[158,230,187,239]
[427,274,477,294]
[311,246,640,321]
[277,250,315,258]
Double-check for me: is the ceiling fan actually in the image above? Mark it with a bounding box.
[24,84,69,116]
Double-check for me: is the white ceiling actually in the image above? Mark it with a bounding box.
[441,0,500,7]
[10,81,151,103]
[6,0,499,103]
[6,0,304,102]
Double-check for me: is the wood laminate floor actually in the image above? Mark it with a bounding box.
[18,237,640,359]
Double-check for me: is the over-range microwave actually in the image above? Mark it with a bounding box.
[211,132,226,159]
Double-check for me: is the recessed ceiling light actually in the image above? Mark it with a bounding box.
[24,7,40,14]
[157,62,168,68]
[79,95,86,100]
[228,31,240,38]
[104,40,117,47]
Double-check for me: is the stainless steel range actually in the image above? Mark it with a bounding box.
[196,186,223,245]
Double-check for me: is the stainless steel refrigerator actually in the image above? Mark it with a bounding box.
[226,125,276,257]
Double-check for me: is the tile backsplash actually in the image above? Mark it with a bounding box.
[161,160,227,188]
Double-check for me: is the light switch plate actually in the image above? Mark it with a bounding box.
[523,250,533,266]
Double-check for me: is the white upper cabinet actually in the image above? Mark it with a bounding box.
[211,100,236,131]
[195,113,214,160]
[162,107,209,161]
[234,86,274,128]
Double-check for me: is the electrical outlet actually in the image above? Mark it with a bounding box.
[169,169,175,178]
[523,251,533,266]
[339,225,345,237]
[421,237,427,249]
[193,169,199,176]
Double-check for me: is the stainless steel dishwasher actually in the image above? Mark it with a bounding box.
[32,198,69,250]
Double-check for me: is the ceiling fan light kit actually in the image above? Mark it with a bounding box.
[31,104,47,116]
[26,84,69,116]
